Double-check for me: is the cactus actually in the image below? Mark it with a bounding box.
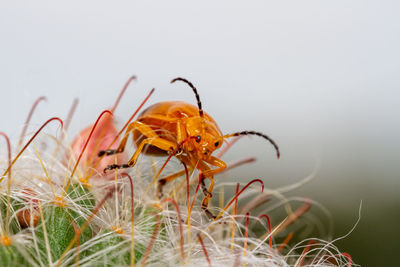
[0,79,357,266]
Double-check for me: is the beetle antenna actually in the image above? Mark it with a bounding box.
[223,131,280,159]
[171,77,204,118]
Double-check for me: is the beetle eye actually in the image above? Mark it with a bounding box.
[214,141,219,147]
[195,135,201,143]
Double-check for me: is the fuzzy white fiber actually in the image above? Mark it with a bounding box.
[0,125,357,267]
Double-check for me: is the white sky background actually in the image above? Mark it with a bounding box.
[0,0,399,240]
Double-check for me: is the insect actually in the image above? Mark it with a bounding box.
[98,77,280,218]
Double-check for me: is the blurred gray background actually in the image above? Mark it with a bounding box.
[1,1,399,265]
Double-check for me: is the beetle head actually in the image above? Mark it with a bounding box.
[186,117,223,160]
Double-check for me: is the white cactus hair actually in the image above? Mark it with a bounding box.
[0,85,358,267]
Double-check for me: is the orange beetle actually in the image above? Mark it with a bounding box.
[99,78,280,218]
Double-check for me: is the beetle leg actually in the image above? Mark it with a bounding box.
[197,157,228,219]
[130,137,176,165]
[157,155,193,198]
[175,119,187,154]
[104,137,177,172]
[195,160,216,219]
[157,170,186,198]
[201,156,227,177]
[97,121,155,157]
[153,118,188,197]
[103,121,176,172]
[200,174,216,219]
